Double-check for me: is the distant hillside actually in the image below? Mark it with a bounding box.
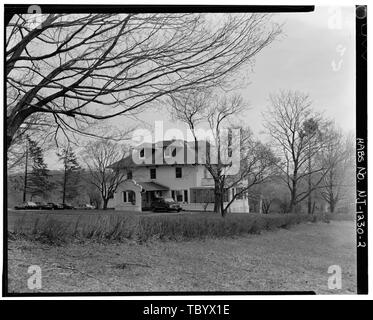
[7,169,98,208]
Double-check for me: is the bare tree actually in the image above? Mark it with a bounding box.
[6,13,281,150]
[263,90,331,213]
[222,133,278,215]
[317,127,355,213]
[83,140,127,209]
[170,92,277,216]
[301,117,320,214]
[57,145,81,204]
[86,183,102,209]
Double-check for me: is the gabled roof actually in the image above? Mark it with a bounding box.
[108,155,137,169]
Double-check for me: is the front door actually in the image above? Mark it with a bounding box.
[142,191,157,209]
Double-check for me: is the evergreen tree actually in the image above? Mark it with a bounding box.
[57,146,81,204]
[26,137,51,200]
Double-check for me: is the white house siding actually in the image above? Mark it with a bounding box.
[225,199,250,213]
[181,203,215,211]
[132,166,198,188]
[130,165,200,204]
[182,201,249,213]
[110,141,249,213]
[113,180,143,212]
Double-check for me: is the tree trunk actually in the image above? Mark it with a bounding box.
[307,148,312,214]
[213,179,223,215]
[62,162,67,204]
[221,200,226,217]
[22,144,28,202]
[259,195,263,214]
[289,170,298,213]
[102,198,109,210]
[289,185,297,213]
[330,200,335,213]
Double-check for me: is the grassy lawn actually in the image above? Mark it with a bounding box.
[8,209,331,243]
[7,219,356,294]
[7,208,201,230]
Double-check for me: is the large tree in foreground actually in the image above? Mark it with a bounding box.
[6,13,281,150]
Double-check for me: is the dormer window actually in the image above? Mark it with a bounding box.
[164,147,176,158]
[139,148,145,159]
[228,147,233,158]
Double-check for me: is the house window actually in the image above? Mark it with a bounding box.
[174,190,183,202]
[139,148,145,159]
[123,191,136,204]
[171,190,186,202]
[190,188,214,203]
[128,191,136,204]
[175,167,182,178]
[172,147,177,157]
[127,171,133,179]
[235,187,244,199]
[190,188,228,203]
[150,168,156,179]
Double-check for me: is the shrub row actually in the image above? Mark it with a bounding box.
[11,212,328,245]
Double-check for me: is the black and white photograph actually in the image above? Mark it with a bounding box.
[3,3,367,298]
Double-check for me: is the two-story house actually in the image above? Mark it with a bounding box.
[108,139,249,213]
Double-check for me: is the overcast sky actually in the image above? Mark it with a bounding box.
[46,6,356,169]
[110,6,355,138]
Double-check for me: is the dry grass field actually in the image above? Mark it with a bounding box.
[7,217,356,294]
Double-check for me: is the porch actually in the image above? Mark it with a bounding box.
[139,181,170,210]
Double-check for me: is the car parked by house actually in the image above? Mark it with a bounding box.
[77,204,95,210]
[34,202,55,210]
[44,202,61,210]
[151,197,182,212]
[14,201,38,210]
[57,203,75,210]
